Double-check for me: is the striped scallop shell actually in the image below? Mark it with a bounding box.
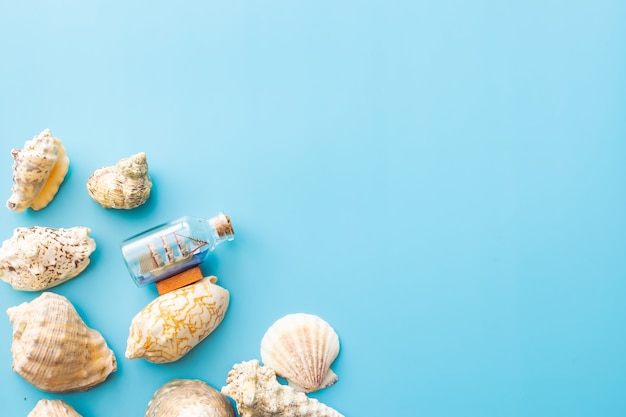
[260,313,339,393]
[145,379,234,417]
[27,399,82,417]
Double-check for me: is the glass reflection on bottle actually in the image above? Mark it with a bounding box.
[121,212,234,287]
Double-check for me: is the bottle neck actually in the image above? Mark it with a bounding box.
[208,212,235,248]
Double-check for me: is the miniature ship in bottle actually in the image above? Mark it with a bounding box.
[121,212,234,288]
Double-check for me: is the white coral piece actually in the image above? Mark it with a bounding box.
[221,360,344,417]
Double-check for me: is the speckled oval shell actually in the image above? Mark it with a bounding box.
[7,292,117,392]
[7,129,69,212]
[125,276,229,364]
[145,379,235,417]
[86,152,152,209]
[27,399,82,417]
[0,226,96,291]
[222,360,344,417]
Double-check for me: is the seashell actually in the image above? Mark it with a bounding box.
[6,128,70,212]
[260,313,340,393]
[222,360,344,417]
[126,276,229,363]
[7,292,117,392]
[86,152,152,209]
[27,399,82,417]
[0,226,96,291]
[145,379,235,417]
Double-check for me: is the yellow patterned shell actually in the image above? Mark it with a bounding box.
[125,276,229,364]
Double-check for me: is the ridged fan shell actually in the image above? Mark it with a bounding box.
[145,379,235,417]
[7,292,117,392]
[27,399,82,417]
[0,226,96,291]
[222,360,344,417]
[6,128,69,212]
[86,152,152,209]
[260,313,339,393]
[126,276,229,363]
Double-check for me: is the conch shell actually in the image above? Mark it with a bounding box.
[6,128,70,212]
[87,152,152,209]
[0,226,96,291]
[260,313,340,393]
[7,292,117,392]
[222,360,344,417]
[145,379,235,417]
[27,399,82,417]
[126,276,229,363]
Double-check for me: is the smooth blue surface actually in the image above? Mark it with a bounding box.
[1,1,626,416]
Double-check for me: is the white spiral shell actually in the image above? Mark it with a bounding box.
[6,128,69,212]
[86,152,152,209]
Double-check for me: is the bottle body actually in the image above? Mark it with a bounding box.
[121,213,234,287]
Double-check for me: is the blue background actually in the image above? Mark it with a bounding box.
[1,1,625,416]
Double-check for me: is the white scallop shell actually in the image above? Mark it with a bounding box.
[260,313,339,393]
[222,360,344,417]
[7,292,117,392]
[145,379,235,417]
[0,226,96,291]
[126,276,229,363]
[27,399,82,417]
[86,152,152,209]
[6,128,70,212]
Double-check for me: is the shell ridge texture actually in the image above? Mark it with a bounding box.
[86,152,152,209]
[7,292,116,393]
[27,399,83,417]
[260,313,340,393]
[145,378,235,417]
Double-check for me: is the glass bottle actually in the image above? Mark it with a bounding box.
[121,212,235,287]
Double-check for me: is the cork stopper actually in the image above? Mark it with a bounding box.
[210,212,235,239]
